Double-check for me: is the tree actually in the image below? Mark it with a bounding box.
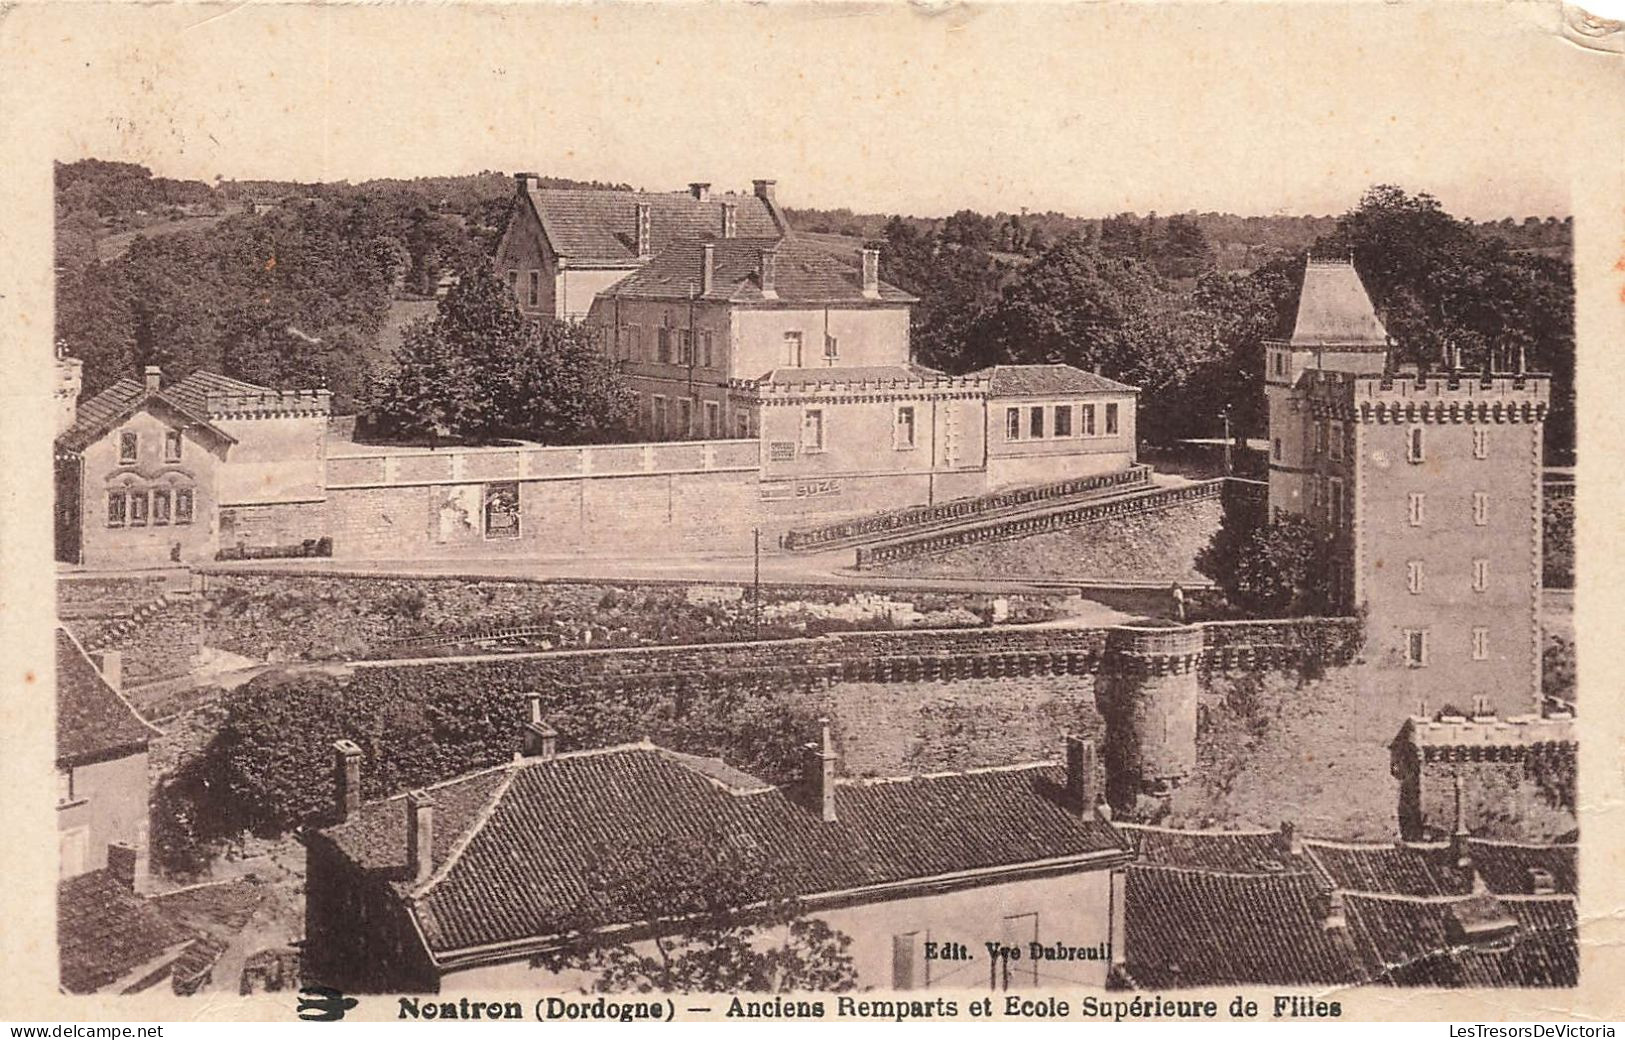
[1196,506,1335,617]
[532,836,857,993]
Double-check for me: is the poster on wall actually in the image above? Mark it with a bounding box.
[483,481,521,539]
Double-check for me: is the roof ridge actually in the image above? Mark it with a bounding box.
[1468,837,1579,850]
[1127,862,1317,879]
[55,626,161,740]
[837,761,1054,787]
[410,762,521,900]
[1117,822,1280,836]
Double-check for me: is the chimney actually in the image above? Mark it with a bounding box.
[759,245,778,299]
[635,202,652,258]
[1450,772,1472,869]
[1527,867,1557,895]
[333,739,363,822]
[752,179,777,203]
[1064,734,1095,813]
[1317,889,1347,931]
[800,718,837,823]
[90,649,122,692]
[700,242,715,296]
[1277,820,1302,858]
[721,201,737,239]
[514,171,540,195]
[406,790,434,885]
[861,247,881,299]
[106,841,138,890]
[689,182,711,201]
[143,365,163,394]
[56,347,83,435]
[521,693,558,759]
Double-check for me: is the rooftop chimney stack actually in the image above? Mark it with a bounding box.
[514,171,540,195]
[90,650,122,692]
[752,179,777,203]
[700,242,715,296]
[333,739,363,822]
[406,789,435,885]
[801,718,838,823]
[144,365,163,394]
[721,201,738,239]
[1318,889,1348,932]
[520,693,558,759]
[759,245,778,299]
[106,841,139,890]
[861,248,881,299]
[1064,734,1095,813]
[635,202,652,258]
[689,182,711,201]
[56,346,83,435]
[1277,820,1302,858]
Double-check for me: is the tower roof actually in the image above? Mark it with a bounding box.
[1288,260,1390,349]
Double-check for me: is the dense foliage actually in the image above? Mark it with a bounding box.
[532,838,857,993]
[1543,489,1574,590]
[1195,497,1335,618]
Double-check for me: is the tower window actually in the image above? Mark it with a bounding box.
[1408,492,1426,527]
[895,406,917,450]
[1473,559,1489,592]
[1473,428,1489,460]
[1473,492,1489,526]
[1406,560,1425,595]
[1472,627,1490,661]
[1407,427,1425,463]
[1404,629,1429,668]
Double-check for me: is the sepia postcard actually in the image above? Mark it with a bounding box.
[2,0,1624,1026]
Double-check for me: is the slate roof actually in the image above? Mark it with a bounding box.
[1118,824,1299,873]
[1304,839,1577,898]
[1345,894,1578,987]
[524,187,782,265]
[320,745,1128,957]
[54,369,272,453]
[58,870,195,994]
[974,364,1139,397]
[599,237,916,305]
[1120,865,1365,988]
[1287,261,1391,348]
[56,628,159,767]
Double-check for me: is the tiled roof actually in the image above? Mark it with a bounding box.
[1345,894,1577,987]
[974,364,1138,397]
[526,188,782,264]
[1463,840,1578,896]
[752,364,949,387]
[1120,865,1365,988]
[152,877,274,995]
[1119,824,1298,873]
[1287,261,1390,348]
[599,237,916,305]
[56,628,158,766]
[320,746,1127,956]
[1304,841,1473,897]
[58,870,195,994]
[54,369,272,453]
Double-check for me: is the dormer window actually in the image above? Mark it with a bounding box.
[119,431,138,465]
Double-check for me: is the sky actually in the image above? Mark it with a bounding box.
[6,2,1618,221]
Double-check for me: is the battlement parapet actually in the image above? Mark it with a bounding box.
[208,389,333,420]
[729,372,989,404]
[1399,713,1576,763]
[1302,370,1550,424]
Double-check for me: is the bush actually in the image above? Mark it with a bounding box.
[1544,491,1574,589]
[1196,502,1335,617]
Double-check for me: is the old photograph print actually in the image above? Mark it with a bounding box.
[11,0,1622,1020]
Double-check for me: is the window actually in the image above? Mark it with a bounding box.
[800,408,825,452]
[1329,477,1344,527]
[631,325,643,362]
[174,488,194,525]
[677,398,693,439]
[1473,492,1489,526]
[784,331,804,368]
[1054,405,1073,437]
[1271,351,1285,378]
[107,492,127,527]
[679,330,694,367]
[895,406,917,450]
[702,331,714,369]
[119,431,138,464]
[653,396,669,438]
[736,413,750,439]
[657,327,671,364]
[1472,627,1490,661]
[506,269,518,292]
[1082,405,1097,437]
[705,401,721,438]
[1029,406,1045,439]
[1407,426,1424,463]
[163,430,183,463]
[1408,492,1425,527]
[527,270,540,308]
[824,334,839,361]
[1473,559,1489,592]
[1407,560,1425,595]
[1314,423,1327,455]
[1404,629,1429,668]
[152,489,171,525]
[1106,402,1120,435]
[1272,438,1282,462]
[1330,421,1344,461]
[1473,428,1489,460]
[128,490,149,527]
[1005,407,1021,441]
